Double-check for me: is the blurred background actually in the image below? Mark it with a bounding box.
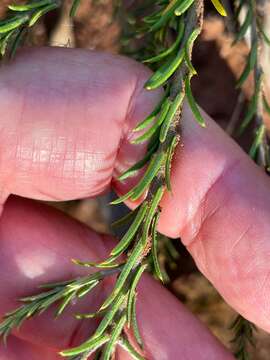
[1,1,270,358]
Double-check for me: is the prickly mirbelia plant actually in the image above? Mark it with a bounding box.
[0,0,269,359]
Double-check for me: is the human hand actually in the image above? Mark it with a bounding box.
[0,48,268,359]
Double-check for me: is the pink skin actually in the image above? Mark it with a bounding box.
[0,47,268,358]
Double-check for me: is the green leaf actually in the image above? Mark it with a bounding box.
[142,186,164,245]
[99,241,143,311]
[143,20,184,63]
[8,0,50,11]
[174,0,195,16]
[75,309,106,320]
[118,143,158,181]
[130,296,143,347]
[0,16,28,33]
[236,45,257,88]
[257,20,270,46]
[91,293,126,339]
[263,96,270,115]
[159,91,184,142]
[133,112,157,133]
[185,76,206,127]
[133,87,170,133]
[77,280,100,298]
[9,28,26,58]
[165,135,179,191]
[127,264,147,327]
[110,189,135,205]
[184,28,201,75]
[20,289,59,303]
[132,98,171,144]
[234,7,252,43]
[249,124,265,159]
[111,209,138,229]
[72,257,120,269]
[144,49,185,90]
[29,3,59,27]
[149,0,183,32]
[0,30,15,56]
[151,212,165,282]
[119,337,145,360]
[94,291,127,338]
[130,152,166,201]
[239,75,262,133]
[60,334,110,357]
[210,0,227,16]
[101,314,126,360]
[70,0,81,17]
[110,203,148,257]
[56,292,75,317]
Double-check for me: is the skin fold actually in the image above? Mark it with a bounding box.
[0,47,269,359]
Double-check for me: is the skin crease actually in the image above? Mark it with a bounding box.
[0,47,268,358]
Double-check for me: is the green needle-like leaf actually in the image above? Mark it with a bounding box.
[184,28,201,75]
[144,21,184,63]
[119,337,145,360]
[174,0,195,16]
[60,334,110,357]
[234,7,252,43]
[100,241,143,311]
[210,0,227,16]
[130,296,143,347]
[102,314,127,360]
[185,76,206,127]
[236,45,257,88]
[132,99,171,144]
[165,135,179,191]
[133,88,170,132]
[56,292,75,317]
[151,212,164,282]
[8,0,50,11]
[0,16,28,33]
[94,291,126,338]
[144,50,185,90]
[110,203,148,257]
[118,143,158,181]
[29,3,59,27]
[72,257,120,269]
[70,0,81,17]
[77,280,100,298]
[159,91,184,142]
[239,75,262,133]
[149,0,183,32]
[142,186,164,245]
[110,189,135,205]
[127,264,147,327]
[249,124,265,159]
[263,96,270,115]
[130,152,166,201]
[111,209,138,229]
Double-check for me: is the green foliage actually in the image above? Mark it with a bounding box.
[0,0,83,57]
[230,315,256,360]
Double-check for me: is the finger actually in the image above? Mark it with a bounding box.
[1,47,269,334]
[0,196,109,349]
[0,336,59,360]
[159,104,270,332]
[121,275,233,360]
[0,197,232,359]
[0,47,161,204]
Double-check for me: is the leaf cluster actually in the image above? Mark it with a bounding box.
[230,315,256,360]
